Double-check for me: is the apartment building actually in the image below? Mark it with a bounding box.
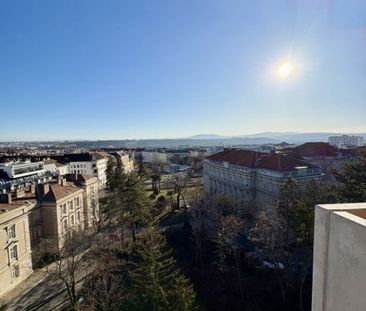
[312,203,366,311]
[0,193,34,297]
[328,135,364,148]
[115,151,134,173]
[203,149,321,209]
[65,174,99,229]
[43,159,70,176]
[142,151,168,163]
[52,153,109,189]
[38,179,85,253]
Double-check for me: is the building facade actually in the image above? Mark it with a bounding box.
[0,194,34,297]
[53,153,109,189]
[203,149,322,210]
[329,135,364,148]
[65,174,99,229]
[38,180,85,253]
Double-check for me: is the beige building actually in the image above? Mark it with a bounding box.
[116,152,134,173]
[204,149,322,210]
[0,174,100,297]
[65,174,99,229]
[38,179,85,253]
[312,203,366,311]
[0,193,34,297]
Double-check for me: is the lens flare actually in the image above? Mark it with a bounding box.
[276,61,296,79]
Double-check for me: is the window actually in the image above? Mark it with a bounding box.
[76,197,80,206]
[8,224,16,239]
[62,204,67,214]
[63,219,68,232]
[77,211,80,221]
[10,245,18,261]
[71,215,75,225]
[11,265,20,279]
[70,200,73,210]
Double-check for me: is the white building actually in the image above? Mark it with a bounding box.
[142,151,168,163]
[43,159,70,176]
[328,135,364,148]
[59,153,108,189]
[0,161,44,179]
[312,203,366,311]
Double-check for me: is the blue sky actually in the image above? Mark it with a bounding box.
[0,0,365,141]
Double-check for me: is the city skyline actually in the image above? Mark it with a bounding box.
[1,0,365,140]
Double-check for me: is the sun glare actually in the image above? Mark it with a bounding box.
[276,60,296,80]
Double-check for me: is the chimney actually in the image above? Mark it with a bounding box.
[57,175,62,185]
[41,183,50,195]
[30,183,36,194]
[15,187,25,198]
[61,178,67,187]
[0,193,12,204]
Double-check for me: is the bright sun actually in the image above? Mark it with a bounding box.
[276,61,296,80]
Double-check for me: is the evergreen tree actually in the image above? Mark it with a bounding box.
[106,157,117,191]
[129,226,197,311]
[123,173,151,239]
[333,150,366,202]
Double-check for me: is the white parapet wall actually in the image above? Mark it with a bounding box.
[312,203,366,311]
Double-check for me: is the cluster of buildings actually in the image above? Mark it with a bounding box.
[0,151,135,297]
[0,151,134,192]
[0,174,99,296]
[203,141,363,210]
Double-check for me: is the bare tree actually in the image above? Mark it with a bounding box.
[47,230,93,310]
[170,173,188,210]
[250,208,288,302]
[216,215,244,299]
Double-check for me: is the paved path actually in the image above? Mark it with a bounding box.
[1,260,92,311]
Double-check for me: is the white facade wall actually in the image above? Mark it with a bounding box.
[68,159,107,189]
[142,151,168,163]
[329,135,364,148]
[312,204,366,311]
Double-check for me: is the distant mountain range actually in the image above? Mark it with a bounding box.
[187,132,366,144]
[1,132,365,148]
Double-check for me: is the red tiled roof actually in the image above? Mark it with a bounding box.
[291,142,337,157]
[207,149,319,171]
[207,150,268,168]
[257,153,317,171]
[43,183,82,201]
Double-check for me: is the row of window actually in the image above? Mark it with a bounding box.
[60,197,80,214]
[62,211,82,233]
[71,169,88,174]
[72,164,88,168]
